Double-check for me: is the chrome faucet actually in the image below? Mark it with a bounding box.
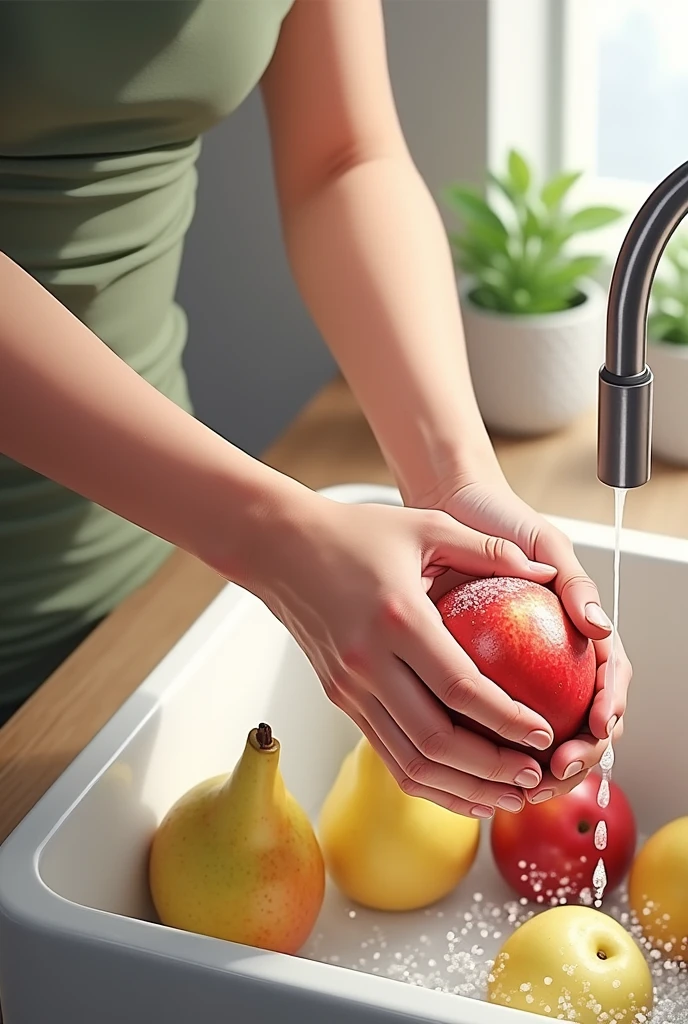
[597,159,688,489]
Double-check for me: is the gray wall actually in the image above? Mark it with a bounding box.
[179,0,490,457]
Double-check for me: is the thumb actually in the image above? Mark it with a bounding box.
[534,524,612,639]
[421,510,558,583]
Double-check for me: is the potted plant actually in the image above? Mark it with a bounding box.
[647,232,688,466]
[444,150,624,436]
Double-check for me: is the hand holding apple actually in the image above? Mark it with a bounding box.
[491,771,637,903]
[437,577,596,768]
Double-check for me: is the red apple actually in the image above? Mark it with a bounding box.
[437,577,596,759]
[491,771,637,902]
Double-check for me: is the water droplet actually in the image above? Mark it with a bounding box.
[597,778,610,808]
[593,857,607,894]
[594,820,608,850]
[600,742,614,772]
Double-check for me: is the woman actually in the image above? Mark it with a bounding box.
[0,0,629,817]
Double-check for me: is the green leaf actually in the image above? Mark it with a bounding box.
[469,285,508,312]
[663,237,688,274]
[444,184,508,231]
[523,204,541,241]
[450,233,505,269]
[540,170,583,210]
[648,311,682,341]
[487,170,518,206]
[507,150,531,195]
[536,255,601,291]
[648,310,688,344]
[565,205,624,234]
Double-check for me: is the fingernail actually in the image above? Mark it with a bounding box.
[607,715,618,737]
[585,603,613,631]
[470,805,494,818]
[530,789,553,804]
[524,729,553,750]
[497,794,525,813]
[562,760,584,780]
[515,768,541,788]
[527,560,557,574]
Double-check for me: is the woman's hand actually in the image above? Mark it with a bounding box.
[253,495,565,819]
[421,472,631,804]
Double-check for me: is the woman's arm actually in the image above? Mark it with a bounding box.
[0,251,310,586]
[0,254,561,814]
[261,0,498,510]
[261,0,630,777]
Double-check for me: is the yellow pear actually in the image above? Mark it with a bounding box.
[487,905,654,1022]
[628,815,688,962]
[318,736,480,911]
[149,723,325,954]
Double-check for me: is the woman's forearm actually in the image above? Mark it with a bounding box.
[281,154,501,506]
[0,253,312,586]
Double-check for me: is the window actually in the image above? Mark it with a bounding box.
[561,0,688,211]
[486,0,688,260]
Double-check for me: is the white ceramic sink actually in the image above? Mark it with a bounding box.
[0,484,685,1024]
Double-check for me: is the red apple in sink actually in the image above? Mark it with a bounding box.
[436,577,596,760]
[490,770,637,902]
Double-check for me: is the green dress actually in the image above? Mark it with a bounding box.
[0,0,294,713]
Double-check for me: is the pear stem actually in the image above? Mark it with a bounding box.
[256,723,273,749]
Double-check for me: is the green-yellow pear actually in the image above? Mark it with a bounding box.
[149,723,325,954]
[318,736,480,911]
[487,905,654,1022]
[629,815,688,962]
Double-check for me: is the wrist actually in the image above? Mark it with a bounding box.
[198,457,323,594]
[393,425,504,510]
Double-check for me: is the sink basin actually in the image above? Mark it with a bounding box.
[0,483,684,1023]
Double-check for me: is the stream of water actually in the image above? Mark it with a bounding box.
[592,486,627,905]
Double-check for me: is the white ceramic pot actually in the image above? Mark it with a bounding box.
[648,339,688,466]
[459,278,606,436]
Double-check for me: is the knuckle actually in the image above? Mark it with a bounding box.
[340,643,370,675]
[398,774,424,799]
[378,594,412,631]
[416,729,449,762]
[485,535,506,564]
[494,702,526,739]
[560,572,598,599]
[465,780,492,806]
[404,754,434,784]
[444,794,473,816]
[440,672,480,711]
[485,750,510,782]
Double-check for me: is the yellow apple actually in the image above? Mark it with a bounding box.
[629,815,688,963]
[487,905,653,1022]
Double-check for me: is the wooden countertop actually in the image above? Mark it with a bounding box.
[1,374,687,844]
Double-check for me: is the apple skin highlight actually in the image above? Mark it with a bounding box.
[437,578,596,761]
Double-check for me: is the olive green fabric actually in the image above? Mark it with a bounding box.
[0,0,294,704]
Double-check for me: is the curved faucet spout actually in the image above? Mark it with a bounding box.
[597,158,688,489]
